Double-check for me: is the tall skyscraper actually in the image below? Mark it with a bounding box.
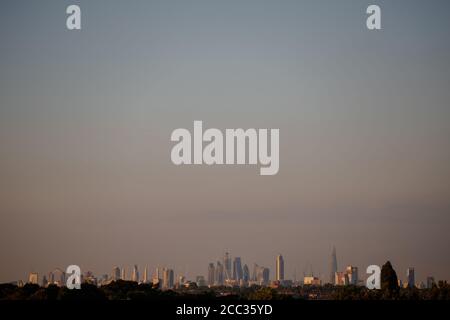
[243,264,250,283]
[131,265,139,282]
[276,254,284,281]
[143,266,148,283]
[215,261,224,286]
[233,257,243,281]
[207,263,215,286]
[223,252,232,281]
[112,266,121,281]
[252,263,259,282]
[121,267,126,280]
[162,268,174,289]
[346,266,358,285]
[262,268,270,285]
[330,246,338,284]
[407,268,415,288]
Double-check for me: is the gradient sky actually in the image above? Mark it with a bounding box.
[1,0,449,284]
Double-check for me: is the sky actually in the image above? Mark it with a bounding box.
[0,0,449,284]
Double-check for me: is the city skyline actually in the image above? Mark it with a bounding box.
[13,248,445,288]
[1,0,450,285]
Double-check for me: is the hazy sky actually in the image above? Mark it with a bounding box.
[1,0,449,284]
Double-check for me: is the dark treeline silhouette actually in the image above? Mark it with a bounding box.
[1,281,449,301]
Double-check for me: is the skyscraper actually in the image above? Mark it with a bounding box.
[346,266,358,285]
[252,263,259,282]
[233,257,243,281]
[407,268,415,288]
[112,266,121,281]
[262,268,270,285]
[276,254,284,281]
[243,264,250,283]
[208,263,215,286]
[143,266,148,283]
[162,268,174,289]
[330,246,338,284]
[215,261,224,286]
[121,267,126,280]
[131,265,139,282]
[223,252,232,281]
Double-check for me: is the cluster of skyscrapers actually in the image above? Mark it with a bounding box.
[206,252,274,287]
[21,247,436,290]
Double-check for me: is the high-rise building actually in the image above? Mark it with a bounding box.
[407,268,415,288]
[112,266,121,281]
[215,261,224,286]
[233,257,243,281]
[262,268,270,285]
[48,272,55,285]
[223,252,232,281]
[143,266,148,283]
[121,267,126,280]
[208,263,215,286]
[28,272,38,285]
[276,254,284,281]
[253,265,270,285]
[346,266,358,285]
[335,271,348,285]
[427,276,435,289]
[131,265,139,282]
[243,264,250,283]
[177,275,186,287]
[252,263,259,282]
[42,275,48,287]
[330,246,337,284]
[153,267,161,286]
[162,268,174,289]
[304,276,321,286]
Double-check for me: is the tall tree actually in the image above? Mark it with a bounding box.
[381,261,399,296]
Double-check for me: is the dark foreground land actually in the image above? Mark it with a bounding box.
[1,280,449,300]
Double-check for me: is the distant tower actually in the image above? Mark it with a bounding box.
[262,268,270,285]
[215,261,224,285]
[121,267,126,280]
[131,265,139,282]
[207,263,215,286]
[162,268,174,289]
[407,268,415,288]
[276,254,285,281]
[330,246,338,284]
[233,257,243,281]
[28,272,39,285]
[223,252,232,280]
[112,266,121,281]
[143,266,148,283]
[243,264,250,283]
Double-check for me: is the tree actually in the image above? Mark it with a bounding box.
[380,261,399,297]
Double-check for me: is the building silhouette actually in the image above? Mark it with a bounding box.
[112,266,120,281]
[233,257,243,281]
[330,246,338,284]
[208,263,215,286]
[223,252,232,281]
[276,254,284,281]
[407,267,415,288]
